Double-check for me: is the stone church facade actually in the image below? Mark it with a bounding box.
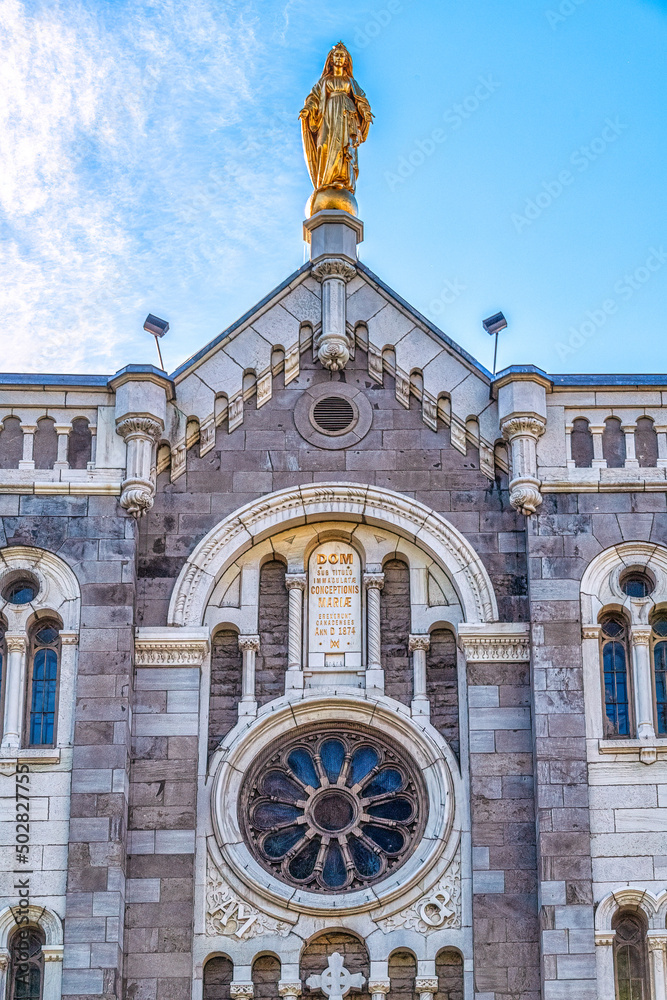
[0,208,666,1000]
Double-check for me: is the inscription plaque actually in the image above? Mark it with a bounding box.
[308,541,361,671]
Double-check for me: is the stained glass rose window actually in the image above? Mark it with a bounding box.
[240,725,426,893]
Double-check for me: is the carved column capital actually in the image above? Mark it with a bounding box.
[595,931,616,947]
[230,985,254,1000]
[363,572,385,591]
[415,980,439,994]
[500,415,546,441]
[409,633,431,652]
[311,257,357,283]
[631,625,653,647]
[285,573,307,591]
[116,415,163,442]
[238,634,260,653]
[278,984,302,1000]
[581,624,602,641]
[4,633,27,654]
[367,983,390,999]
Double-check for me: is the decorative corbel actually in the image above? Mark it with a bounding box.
[116,415,163,517]
[311,257,357,371]
[501,414,547,515]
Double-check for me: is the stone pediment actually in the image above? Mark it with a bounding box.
[165,262,501,482]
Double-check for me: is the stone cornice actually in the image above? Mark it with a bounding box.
[458,623,531,662]
[134,627,210,667]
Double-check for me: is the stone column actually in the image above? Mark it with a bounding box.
[656,425,667,467]
[409,634,430,717]
[630,625,655,739]
[116,415,163,517]
[647,932,667,1000]
[623,424,639,468]
[54,426,70,471]
[89,425,97,468]
[364,572,385,693]
[594,932,616,999]
[591,425,606,468]
[501,415,547,515]
[238,634,260,717]
[565,425,575,469]
[311,258,357,371]
[415,978,438,1000]
[42,946,64,1000]
[285,573,307,692]
[278,982,302,1000]
[18,425,36,470]
[368,981,390,1000]
[2,634,27,749]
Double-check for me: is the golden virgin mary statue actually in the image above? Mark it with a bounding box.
[299,42,373,217]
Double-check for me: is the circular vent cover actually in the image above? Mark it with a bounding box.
[312,396,355,434]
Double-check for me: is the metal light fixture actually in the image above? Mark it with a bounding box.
[482,312,507,375]
[143,314,169,370]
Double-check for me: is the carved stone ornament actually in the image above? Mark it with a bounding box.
[206,863,290,939]
[376,854,461,933]
[230,985,254,1000]
[134,641,209,667]
[367,983,390,999]
[501,414,546,516]
[285,573,308,591]
[306,953,365,1000]
[415,979,439,1000]
[238,634,260,653]
[458,630,531,663]
[408,634,431,652]
[363,573,385,591]
[116,414,163,518]
[278,984,302,999]
[311,258,357,283]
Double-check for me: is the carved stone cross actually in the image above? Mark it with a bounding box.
[306,953,365,1000]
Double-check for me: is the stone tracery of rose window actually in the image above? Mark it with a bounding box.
[240,725,427,893]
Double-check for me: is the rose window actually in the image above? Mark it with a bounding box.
[240,725,426,893]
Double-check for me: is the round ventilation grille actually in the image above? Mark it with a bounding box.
[312,396,355,434]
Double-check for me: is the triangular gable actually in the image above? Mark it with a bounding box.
[164,264,501,482]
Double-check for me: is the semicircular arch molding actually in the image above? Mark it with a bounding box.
[168,483,497,627]
[0,545,81,631]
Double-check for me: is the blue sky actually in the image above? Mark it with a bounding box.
[1,0,666,376]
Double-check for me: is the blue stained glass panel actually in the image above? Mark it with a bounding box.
[655,641,667,736]
[349,745,379,785]
[367,798,413,821]
[363,825,404,853]
[252,802,302,829]
[288,836,320,880]
[29,647,57,746]
[322,842,347,888]
[287,748,320,788]
[603,640,630,736]
[348,835,381,877]
[363,768,403,798]
[261,770,302,802]
[263,826,304,858]
[320,739,345,783]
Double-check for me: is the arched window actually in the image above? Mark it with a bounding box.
[601,615,631,737]
[0,417,24,469]
[33,418,57,471]
[26,622,60,747]
[635,417,658,468]
[67,418,92,469]
[603,417,626,468]
[571,417,594,468]
[0,624,5,741]
[653,613,667,736]
[8,925,45,1000]
[613,909,649,1000]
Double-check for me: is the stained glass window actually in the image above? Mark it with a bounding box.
[27,623,60,747]
[601,617,631,737]
[653,615,667,736]
[241,726,426,893]
[613,911,648,1000]
[8,927,44,1000]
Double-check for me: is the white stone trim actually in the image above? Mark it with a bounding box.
[134,627,210,666]
[168,483,498,628]
[457,623,531,662]
[209,694,462,919]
